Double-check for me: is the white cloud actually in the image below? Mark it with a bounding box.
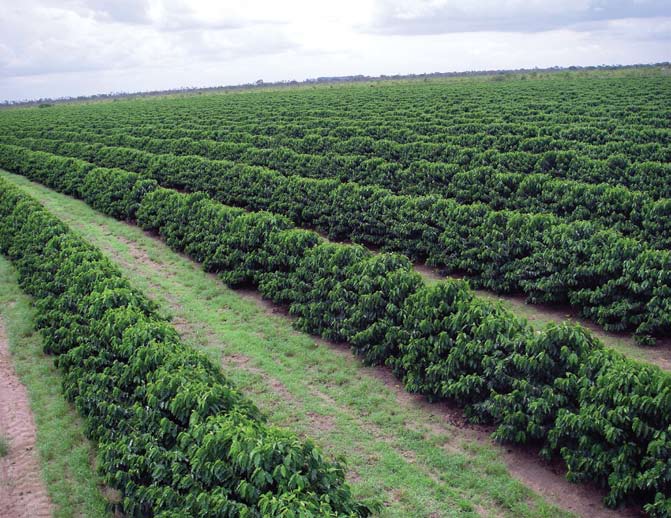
[0,0,669,101]
[0,0,302,79]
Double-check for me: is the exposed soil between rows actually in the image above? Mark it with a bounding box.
[0,318,53,518]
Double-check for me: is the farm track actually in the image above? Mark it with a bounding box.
[0,318,53,518]
[0,171,647,518]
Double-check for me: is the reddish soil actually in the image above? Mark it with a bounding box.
[0,319,53,518]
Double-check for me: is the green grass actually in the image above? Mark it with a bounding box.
[0,174,579,517]
[0,257,110,517]
[0,435,9,457]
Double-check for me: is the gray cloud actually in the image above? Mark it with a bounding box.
[148,0,245,32]
[575,15,671,41]
[0,4,156,77]
[0,1,299,79]
[364,0,671,35]
[79,0,153,24]
[171,26,299,61]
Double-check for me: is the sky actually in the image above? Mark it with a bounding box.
[0,0,670,102]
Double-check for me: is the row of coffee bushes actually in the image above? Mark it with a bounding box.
[0,178,373,517]
[1,148,670,515]
[113,123,671,167]
[116,121,671,161]
[8,135,671,247]
[4,74,669,164]
[8,119,671,167]
[2,143,669,343]
[7,125,671,207]
[139,119,671,146]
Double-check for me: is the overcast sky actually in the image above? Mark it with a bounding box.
[1,0,669,101]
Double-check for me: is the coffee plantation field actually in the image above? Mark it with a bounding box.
[1,68,670,517]
[2,69,671,342]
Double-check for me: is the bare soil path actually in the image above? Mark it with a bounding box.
[0,318,53,518]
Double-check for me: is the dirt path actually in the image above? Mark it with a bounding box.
[0,318,53,518]
[396,385,642,518]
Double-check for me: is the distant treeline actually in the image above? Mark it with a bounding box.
[3,62,669,108]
